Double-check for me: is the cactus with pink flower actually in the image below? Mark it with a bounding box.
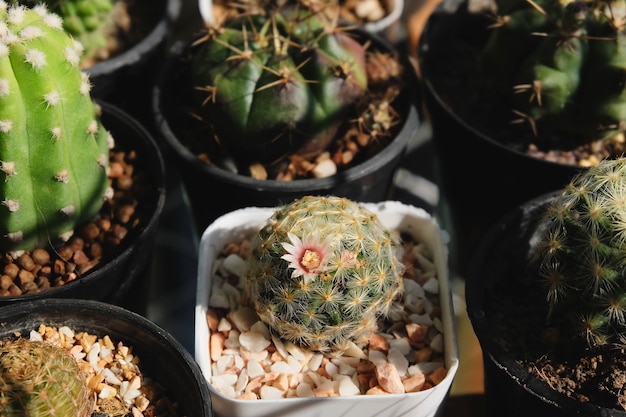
[245,195,404,356]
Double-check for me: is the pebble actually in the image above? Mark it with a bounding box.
[205,235,449,399]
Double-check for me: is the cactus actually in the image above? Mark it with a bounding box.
[0,338,93,416]
[51,0,115,64]
[479,0,626,145]
[532,157,626,347]
[245,195,404,356]
[9,0,116,65]
[0,2,111,253]
[190,3,369,164]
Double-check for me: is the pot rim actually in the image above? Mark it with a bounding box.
[153,27,419,193]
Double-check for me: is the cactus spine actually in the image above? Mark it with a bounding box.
[481,0,626,143]
[533,157,626,347]
[0,2,111,252]
[245,195,404,355]
[191,3,368,164]
[0,338,93,416]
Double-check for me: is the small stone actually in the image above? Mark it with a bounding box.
[338,375,361,396]
[430,333,444,353]
[375,363,404,394]
[259,385,285,399]
[210,333,226,362]
[428,367,448,386]
[222,253,248,278]
[229,307,258,332]
[369,333,389,352]
[205,308,220,332]
[239,331,271,352]
[312,159,337,178]
[403,372,426,393]
[217,317,232,332]
[406,323,429,343]
[365,385,388,395]
[246,359,265,379]
[422,277,440,294]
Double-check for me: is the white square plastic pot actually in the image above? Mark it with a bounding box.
[195,201,459,417]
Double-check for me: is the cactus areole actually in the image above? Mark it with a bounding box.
[245,195,404,356]
[0,3,111,253]
[191,7,368,163]
[533,157,626,347]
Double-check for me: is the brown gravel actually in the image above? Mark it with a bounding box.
[0,145,149,298]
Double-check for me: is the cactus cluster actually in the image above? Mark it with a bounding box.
[480,0,626,146]
[245,195,404,356]
[0,338,93,416]
[532,157,626,347]
[0,2,111,253]
[191,3,376,165]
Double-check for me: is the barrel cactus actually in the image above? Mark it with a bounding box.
[532,157,626,347]
[0,2,111,253]
[190,3,368,164]
[480,0,626,147]
[245,195,404,356]
[0,338,93,416]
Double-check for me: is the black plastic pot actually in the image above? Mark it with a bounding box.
[152,31,420,234]
[0,102,166,309]
[466,192,626,417]
[86,0,182,128]
[0,298,213,417]
[418,2,585,277]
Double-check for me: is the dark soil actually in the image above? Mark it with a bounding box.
[469,198,626,412]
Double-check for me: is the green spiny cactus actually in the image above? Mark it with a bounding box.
[245,195,404,356]
[0,2,111,253]
[532,157,626,347]
[51,0,115,64]
[480,0,626,144]
[0,338,93,416]
[191,3,368,164]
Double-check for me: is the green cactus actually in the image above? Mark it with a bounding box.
[480,0,626,144]
[245,195,404,356]
[0,338,93,416]
[532,157,626,347]
[0,3,111,253]
[52,0,115,63]
[191,4,368,164]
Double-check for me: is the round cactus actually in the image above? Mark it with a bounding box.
[533,157,626,347]
[0,2,111,253]
[190,5,368,164]
[245,195,404,355]
[0,338,93,416]
[480,0,626,144]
